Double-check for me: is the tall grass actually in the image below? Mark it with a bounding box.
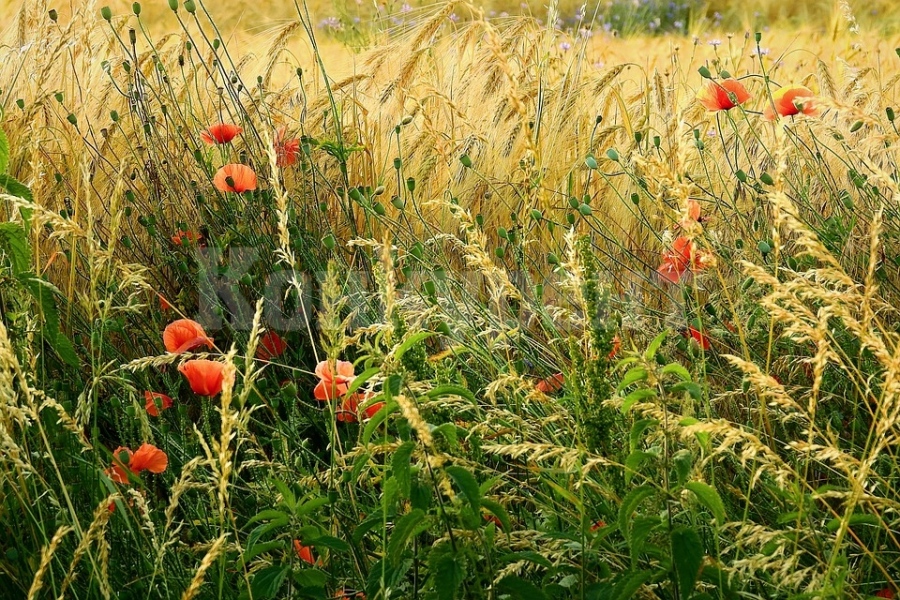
[2,0,900,598]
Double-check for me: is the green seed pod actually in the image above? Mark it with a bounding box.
[406,177,415,192]
[400,115,414,125]
[547,252,560,265]
[322,234,336,250]
[585,155,598,170]
[719,69,731,79]
[631,193,640,205]
[887,107,895,121]
[66,113,77,126]
[578,203,592,216]
[568,196,579,209]
[373,185,385,196]
[494,246,505,258]
[101,6,112,21]
[132,2,141,16]
[48,9,58,21]
[460,154,472,168]
[759,172,774,185]
[566,213,576,225]
[530,209,542,221]
[606,148,619,162]
[849,120,864,133]
[168,0,178,10]
[698,66,711,79]
[757,240,771,254]
[184,0,196,13]
[373,202,386,216]
[497,227,508,240]
[735,169,747,182]
[391,195,405,210]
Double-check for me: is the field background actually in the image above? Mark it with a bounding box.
[3,0,900,599]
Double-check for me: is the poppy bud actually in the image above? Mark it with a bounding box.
[585,155,598,169]
[759,173,774,185]
[373,185,385,196]
[322,234,336,250]
[459,154,472,168]
[530,209,542,221]
[184,0,196,13]
[579,203,592,216]
[606,148,619,162]
[129,28,136,45]
[391,196,405,210]
[373,202,386,216]
[67,113,77,126]
[887,107,895,121]
[132,3,141,16]
[755,32,762,43]
[54,92,63,102]
[393,157,402,169]
[849,120,863,133]
[698,66,711,79]
[168,0,178,10]
[406,177,415,192]
[48,9,58,21]
[400,115,414,125]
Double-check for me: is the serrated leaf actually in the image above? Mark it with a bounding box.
[362,398,394,444]
[391,441,416,499]
[311,535,350,553]
[685,481,727,526]
[495,575,551,600]
[249,565,289,600]
[272,479,296,511]
[445,465,481,514]
[428,544,464,600]
[628,515,661,566]
[345,366,381,395]
[353,513,386,544]
[671,526,704,599]
[424,384,477,404]
[643,330,668,361]
[387,509,428,566]
[661,362,692,382]
[0,222,30,276]
[294,496,330,519]
[0,174,32,202]
[239,539,287,567]
[393,331,434,361]
[629,419,658,452]
[480,498,511,532]
[621,388,657,413]
[611,569,653,600]
[624,451,655,485]
[246,509,289,526]
[617,485,656,538]
[670,381,703,400]
[617,366,648,392]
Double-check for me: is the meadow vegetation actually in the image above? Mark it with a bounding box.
[2,0,900,598]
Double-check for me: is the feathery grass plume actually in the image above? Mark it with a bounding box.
[56,495,117,599]
[180,535,228,600]
[27,525,74,600]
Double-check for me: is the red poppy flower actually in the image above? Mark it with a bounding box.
[129,443,169,474]
[336,393,385,423]
[657,236,711,284]
[144,391,173,417]
[609,335,621,359]
[696,78,751,111]
[179,359,225,396]
[590,520,607,532]
[201,123,242,145]
[158,294,173,312]
[876,589,895,599]
[483,514,502,528]
[214,164,258,193]
[275,126,300,168]
[684,326,711,351]
[105,446,133,484]
[763,85,817,121]
[313,360,355,401]
[256,331,288,361]
[293,540,315,565]
[163,319,214,354]
[171,230,203,246]
[535,372,564,394]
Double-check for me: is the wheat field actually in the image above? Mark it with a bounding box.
[2,0,900,598]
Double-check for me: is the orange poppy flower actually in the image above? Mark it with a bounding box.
[609,334,621,359]
[256,331,288,361]
[201,123,242,145]
[876,589,895,599]
[763,85,817,121]
[293,540,315,565]
[158,294,173,312]
[214,164,258,193]
[163,319,214,354]
[483,514,503,528]
[590,520,607,532]
[333,589,366,600]
[144,391,173,417]
[683,326,711,351]
[696,78,750,111]
[657,236,711,284]
[129,443,169,474]
[275,126,300,168]
[179,359,225,396]
[171,230,202,246]
[104,446,133,484]
[336,393,385,423]
[535,372,564,394]
[313,360,356,401]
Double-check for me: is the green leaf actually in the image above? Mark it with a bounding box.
[362,398,394,444]
[0,222,30,276]
[393,331,434,362]
[246,509,289,526]
[825,513,882,532]
[424,384,477,405]
[22,276,79,367]
[661,362,692,382]
[672,449,693,485]
[387,509,428,566]
[311,535,350,553]
[621,388,657,413]
[0,128,9,174]
[445,465,481,514]
[495,576,551,600]
[611,570,653,600]
[617,366,648,392]
[480,498,511,532]
[247,516,290,549]
[249,565,289,600]
[239,539,287,566]
[628,515,661,566]
[293,496,330,519]
[671,526,704,599]
[272,479,296,511]
[0,174,32,202]
[643,330,668,361]
[428,543,464,600]
[670,381,703,400]
[629,419,658,452]
[624,451,655,485]
[496,551,553,569]
[353,513,386,544]
[431,422,460,448]
[617,485,656,539]
[391,441,416,499]
[346,366,381,395]
[685,481,727,526]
